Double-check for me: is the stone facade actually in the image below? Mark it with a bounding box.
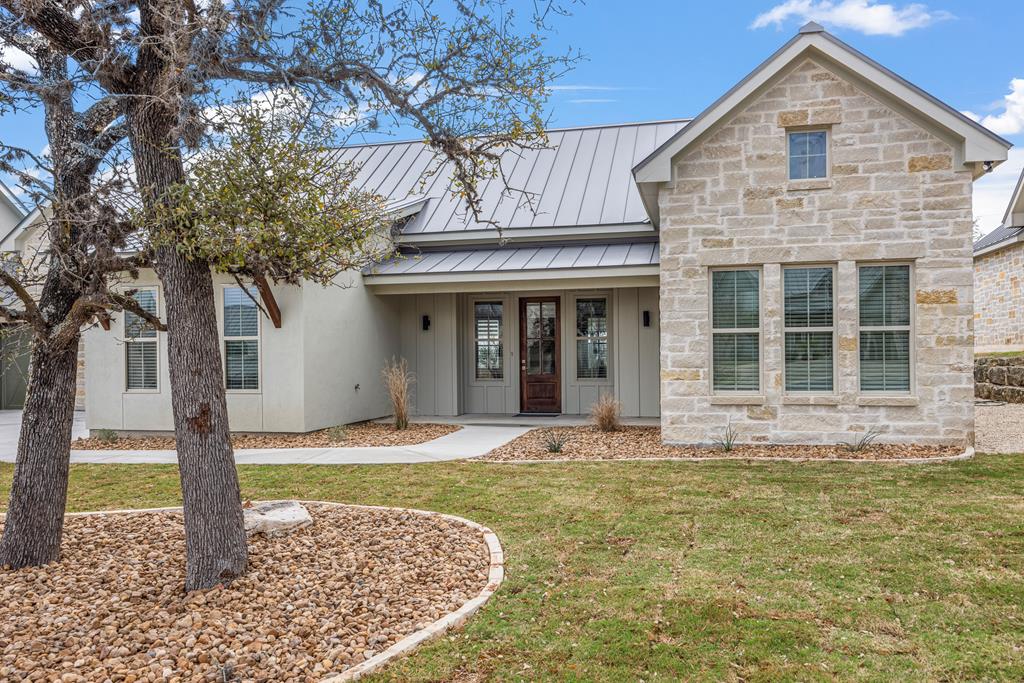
[659,58,975,447]
[973,243,1024,353]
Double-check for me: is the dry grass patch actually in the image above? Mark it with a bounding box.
[483,425,962,461]
[71,422,460,451]
[0,504,488,681]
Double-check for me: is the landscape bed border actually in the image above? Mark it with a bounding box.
[56,500,505,682]
[476,445,975,465]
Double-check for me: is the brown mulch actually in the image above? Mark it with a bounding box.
[0,503,489,681]
[482,426,963,462]
[71,422,461,451]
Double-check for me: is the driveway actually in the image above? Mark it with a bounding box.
[0,410,89,458]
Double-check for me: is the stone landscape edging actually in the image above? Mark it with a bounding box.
[478,445,975,465]
[62,500,505,683]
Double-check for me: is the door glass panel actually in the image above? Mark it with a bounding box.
[541,339,555,374]
[527,339,541,374]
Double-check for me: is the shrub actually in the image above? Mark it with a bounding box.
[326,425,348,443]
[711,420,740,452]
[95,429,119,445]
[842,426,884,453]
[382,357,414,430]
[543,429,569,453]
[590,393,622,433]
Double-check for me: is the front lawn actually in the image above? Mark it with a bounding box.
[2,456,1023,681]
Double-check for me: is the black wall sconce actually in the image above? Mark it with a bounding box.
[422,314,431,331]
[642,310,651,327]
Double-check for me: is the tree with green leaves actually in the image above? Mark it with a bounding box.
[2,0,573,590]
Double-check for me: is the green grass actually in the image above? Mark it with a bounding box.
[976,351,1024,359]
[3,456,1024,681]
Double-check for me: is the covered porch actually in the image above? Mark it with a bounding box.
[364,242,662,418]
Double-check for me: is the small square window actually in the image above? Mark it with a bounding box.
[788,130,828,180]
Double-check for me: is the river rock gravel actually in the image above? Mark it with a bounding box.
[0,503,489,681]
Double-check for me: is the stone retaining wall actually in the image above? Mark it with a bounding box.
[975,357,1024,402]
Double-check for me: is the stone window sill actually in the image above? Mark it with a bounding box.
[856,395,919,407]
[782,395,840,406]
[709,395,765,405]
[787,179,832,191]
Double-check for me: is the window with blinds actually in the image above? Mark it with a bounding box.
[858,264,911,392]
[125,288,158,391]
[711,269,760,392]
[784,267,834,392]
[223,287,260,390]
[576,298,608,380]
[474,302,503,380]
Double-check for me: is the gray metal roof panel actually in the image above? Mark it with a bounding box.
[366,241,659,277]
[975,225,1024,253]
[344,120,688,234]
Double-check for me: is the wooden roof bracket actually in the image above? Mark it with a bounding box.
[254,275,282,329]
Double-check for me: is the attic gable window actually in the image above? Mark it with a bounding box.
[788,130,828,180]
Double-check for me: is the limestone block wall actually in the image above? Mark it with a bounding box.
[659,57,975,447]
[974,243,1024,353]
[975,356,1024,403]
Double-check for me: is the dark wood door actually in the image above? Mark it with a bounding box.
[519,297,561,413]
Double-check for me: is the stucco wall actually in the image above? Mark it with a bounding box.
[974,243,1024,353]
[85,269,400,433]
[659,57,975,446]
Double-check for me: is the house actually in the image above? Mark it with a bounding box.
[973,169,1024,353]
[0,181,31,410]
[79,22,1008,446]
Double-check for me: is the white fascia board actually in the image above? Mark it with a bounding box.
[634,33,1010,187]
[398,223,656,246]
[364,264,660,293]
[0,181,27,219]
[0,205,44,252]
[1001,169,1024,227]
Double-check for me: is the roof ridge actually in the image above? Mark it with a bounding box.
[336,118,692,150]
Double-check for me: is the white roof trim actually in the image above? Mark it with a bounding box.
[0,204,43,253]
[0,180,28,219]
[1001,168,1024,227]
[974,232,1024,258]
[632,24,1012,226]
[364,265,659,294]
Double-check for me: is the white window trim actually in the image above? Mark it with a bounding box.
[855,261,916,396]
[786,128,831,183]
[782,264,838,395]
[571,291,612,385]
[709,266,763,396]
[123,286,160,394]
[219,283,262,394]
[468,296,507,385]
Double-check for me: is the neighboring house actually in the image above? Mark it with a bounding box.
[973,169,1024,353]
[0,181,31,409]
[83,23,1009,446]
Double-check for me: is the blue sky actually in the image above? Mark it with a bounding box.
[3,0,1023,236]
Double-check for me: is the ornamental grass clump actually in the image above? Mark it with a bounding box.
[591,393,622,433]
[711,420,740,452]
[842,426,884,453]
[382,357,413,431]
[543,429,569,453]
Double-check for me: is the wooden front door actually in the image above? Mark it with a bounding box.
[519,297,561,413]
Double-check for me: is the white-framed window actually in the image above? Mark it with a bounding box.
[124,288,159,391]
[858,264,912,393]
[788,130,829,180]
[784,266,835,393]
[473,301,503,380]
[223,286,260,391]
[711,268,761,393]
[575,297,608,380]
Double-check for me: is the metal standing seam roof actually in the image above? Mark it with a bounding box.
[366,242,659,277]
[974,224,1024,253]
[338,119,689,235]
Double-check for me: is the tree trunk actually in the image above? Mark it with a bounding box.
[126,96,247,591]
[0,339,79,568]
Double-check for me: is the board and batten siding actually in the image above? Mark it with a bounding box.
[403,287,660,417]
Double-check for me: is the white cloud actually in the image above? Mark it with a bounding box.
[973,147,1024,237]
[967,79,1024,137]
[549,85,623,92]
[1,45,38,74]
[751,0,952,36]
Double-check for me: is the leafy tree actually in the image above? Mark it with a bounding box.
[0,37,161,568]
[4,0,573,590]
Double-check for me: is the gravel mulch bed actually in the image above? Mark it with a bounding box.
[71,421,461,451]
[0,503,489,681]
[482,426,963,461]
[975,400,1024,454]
